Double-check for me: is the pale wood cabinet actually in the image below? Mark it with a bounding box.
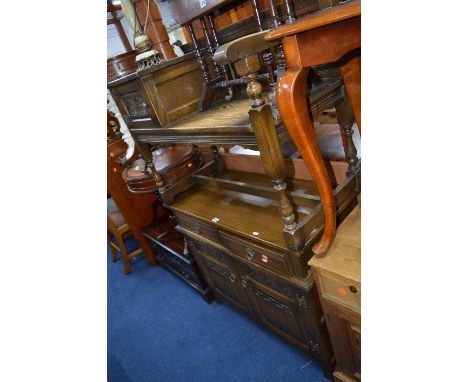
[309,203,361,382]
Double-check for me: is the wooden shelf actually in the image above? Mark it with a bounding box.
[169,165,359,253]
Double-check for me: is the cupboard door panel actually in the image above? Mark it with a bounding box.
[242,276,309,351]
[194,250,249,313]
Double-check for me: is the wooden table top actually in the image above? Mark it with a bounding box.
[309,203,360,281]
[265,0,361,41]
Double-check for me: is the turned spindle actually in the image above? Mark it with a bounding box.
[234,54,301,248]
[251,0,276,86]
[200,17,223,80]
[205,15,233,100]
[207,15,231,82]
[266,0,287,73]
[267,0,282,29]
[336,95,360,176]
[188,23,211,85]
[188,23,216,111]
[283,0,296,24]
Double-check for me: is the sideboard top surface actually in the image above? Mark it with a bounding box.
[309,203,360,281]
[169,175,317,253]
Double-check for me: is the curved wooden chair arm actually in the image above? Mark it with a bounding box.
[265,0,361,41]
[213,30,280,67]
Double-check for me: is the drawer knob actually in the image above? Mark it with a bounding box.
[194,225,201,234]
[245,247,255,261]
[349,285,358,293]
[229,273,236,283]
[241,279,247,288]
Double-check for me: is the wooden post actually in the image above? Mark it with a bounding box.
[133,0,176,60]
[235,54,303,250]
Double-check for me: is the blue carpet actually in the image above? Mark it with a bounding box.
[108,238,329,382]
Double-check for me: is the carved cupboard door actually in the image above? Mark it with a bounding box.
[188,239,251,314]
[238,271,311,353]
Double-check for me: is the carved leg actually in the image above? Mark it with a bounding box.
[336,93,359,176]
[277,68,336,256]
[246,74,303,250]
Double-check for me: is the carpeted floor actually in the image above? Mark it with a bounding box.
[108,238,329,382]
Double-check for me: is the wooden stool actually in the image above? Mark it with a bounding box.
[107,205,144,275]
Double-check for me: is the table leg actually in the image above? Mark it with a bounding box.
[340,54,361,133]
[277,67,336,256]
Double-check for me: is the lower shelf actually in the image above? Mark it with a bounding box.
[142,224,214,303]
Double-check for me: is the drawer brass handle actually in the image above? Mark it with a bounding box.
[349,285,358,293]
[229,273,236,282]
[241,279,248,288]
[245,247,255,261]
[194,225,201,234]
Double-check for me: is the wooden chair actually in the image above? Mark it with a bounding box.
[107,204,144,275]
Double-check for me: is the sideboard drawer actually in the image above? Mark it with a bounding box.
[185,235,228,264]
[220,232,291,276]
[318,271,360,313]
[176,214,220,243]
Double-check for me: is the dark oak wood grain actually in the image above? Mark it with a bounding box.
[166,167,361,379]
[107,51,138,82]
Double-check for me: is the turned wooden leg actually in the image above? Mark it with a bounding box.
[336,93,359,176]
[277,68,336,256]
